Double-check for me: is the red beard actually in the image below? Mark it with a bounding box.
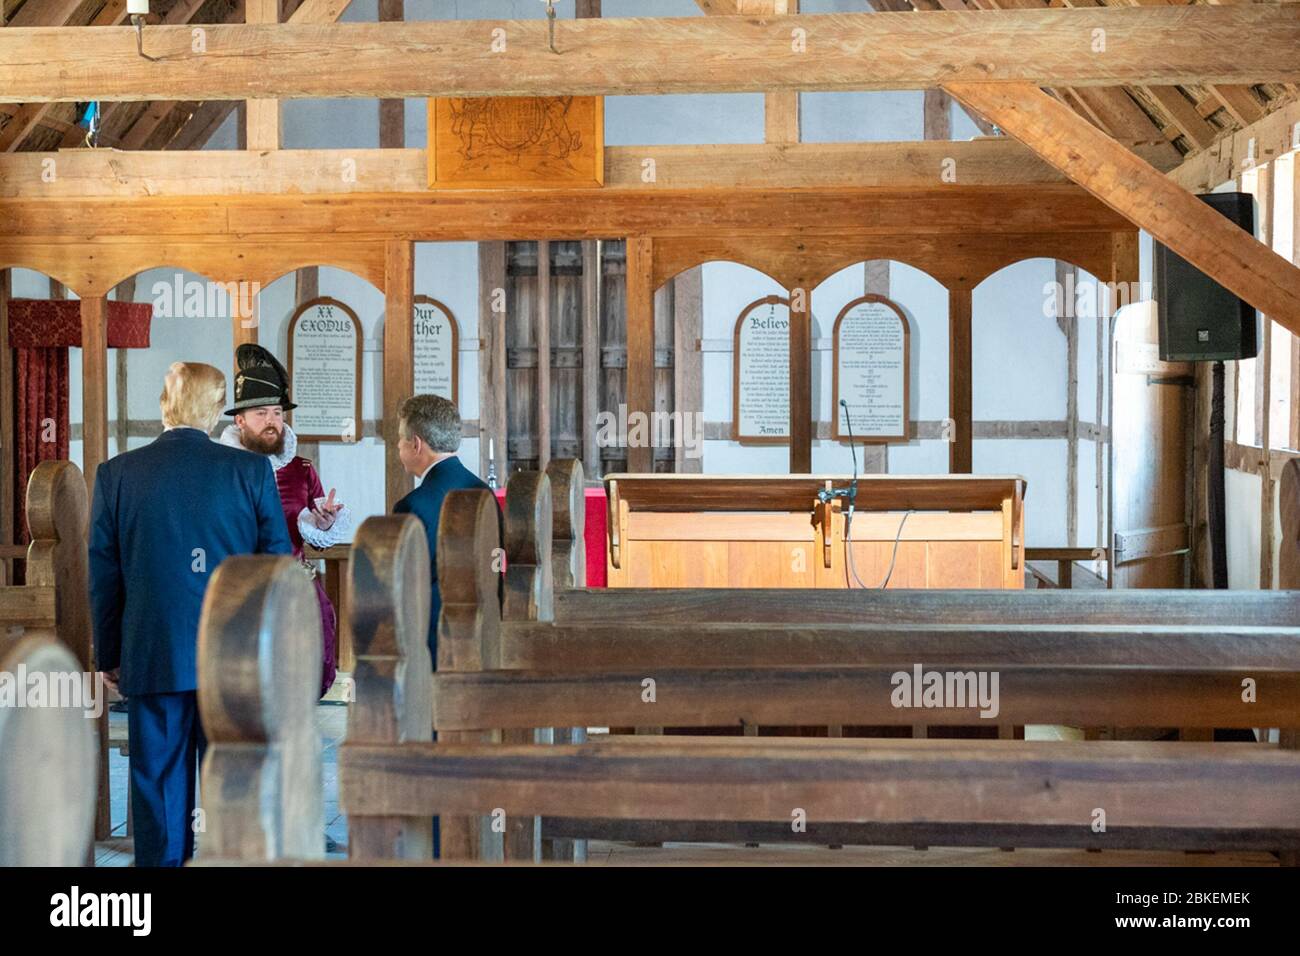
[242,425,285,456]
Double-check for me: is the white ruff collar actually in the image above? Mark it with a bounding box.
[218,421,298,471]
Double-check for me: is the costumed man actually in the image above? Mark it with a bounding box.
[219,344,351,697]
[91,362,293,867]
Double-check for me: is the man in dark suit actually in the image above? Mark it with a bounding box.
[393,394,495,672]
[393,394,496,860]
[90,361,292,867]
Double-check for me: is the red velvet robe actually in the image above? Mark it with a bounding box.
[274,456,338,696]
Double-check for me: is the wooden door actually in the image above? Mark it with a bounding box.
[500,240,687,477]
[1110,301,1193,588]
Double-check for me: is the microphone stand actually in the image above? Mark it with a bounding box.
[819,400,864,585]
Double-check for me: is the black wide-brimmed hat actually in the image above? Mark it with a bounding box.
[224,343,297,416]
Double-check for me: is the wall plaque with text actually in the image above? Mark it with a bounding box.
[733,295,791,443]
[413,295,459,403]
[832,294,910,442]
[287,296,363,443]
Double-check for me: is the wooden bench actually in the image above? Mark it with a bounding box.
[199,460,1300,864]
[0,460,101,864]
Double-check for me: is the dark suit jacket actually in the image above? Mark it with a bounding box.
[89,427,293,695]
[393,455,494,669]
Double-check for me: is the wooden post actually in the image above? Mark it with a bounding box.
[765,0,800,146]
[537,241,552,472]
[948,286,973,474]
[344,515,432,860]
[626,238,655,474]
[479,242,508,480]
[582,241,602,477]
[378,0,404,150]
[1056,261,1079,547]
[789,281,812,473]
[234,279,258,350]
[384,240,415,509]
[293,268,321,464]
[245,0,281,151]
[673,266,703,474]
[1250,165,1277,589]
[1109,231,1139,590]
[80,296,109,495]
[113,277,136,458]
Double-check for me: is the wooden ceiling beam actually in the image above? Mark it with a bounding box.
[0,185,1133,248]
[0,140,1153,197]
[945,81,1300,333]
[2,8,1298,102]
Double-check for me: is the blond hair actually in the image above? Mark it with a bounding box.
[159,362,226,434]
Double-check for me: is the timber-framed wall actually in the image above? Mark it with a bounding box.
[0,181,1137,492]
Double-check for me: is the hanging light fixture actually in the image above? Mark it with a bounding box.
[539,0,564,54]
[129,0,160,62]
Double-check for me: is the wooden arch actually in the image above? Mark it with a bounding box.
[0,241,388,299]
[649,232,1123,294]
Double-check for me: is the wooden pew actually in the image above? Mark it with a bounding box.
[0,460,100,863]
[201,463,1300,862]
[197,554,325,862]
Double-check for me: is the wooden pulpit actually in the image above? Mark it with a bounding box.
[604,474,1026,589]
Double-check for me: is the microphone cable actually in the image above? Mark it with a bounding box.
[845,505,914,590]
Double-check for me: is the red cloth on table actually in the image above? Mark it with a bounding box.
[495,486,607,587]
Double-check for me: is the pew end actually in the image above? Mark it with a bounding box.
[0,459,104,863]
[198,554,324,863]
[345,512,434,860]
[0,630,98,865]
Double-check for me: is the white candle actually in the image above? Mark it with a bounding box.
[127,0,149,14]
[489,438,495,461]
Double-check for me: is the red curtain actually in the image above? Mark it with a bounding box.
[7,298,152,545]
[14,347,69,544]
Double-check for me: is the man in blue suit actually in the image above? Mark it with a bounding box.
[393,394,498,860]
[90,361,292,867]
[393,394,496,672]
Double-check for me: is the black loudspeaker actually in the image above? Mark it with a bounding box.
[1155,191,1258,362]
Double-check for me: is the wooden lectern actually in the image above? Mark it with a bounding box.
[604,474,1026,589]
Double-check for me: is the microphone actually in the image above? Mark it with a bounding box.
[817,401,858,508]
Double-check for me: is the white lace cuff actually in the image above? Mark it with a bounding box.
[297,505,354,549]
